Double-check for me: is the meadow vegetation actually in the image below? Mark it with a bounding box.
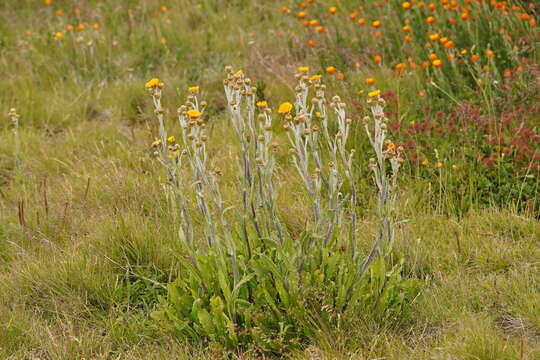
[0,0,539,358]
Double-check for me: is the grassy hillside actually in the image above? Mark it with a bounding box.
[1,0,539,358]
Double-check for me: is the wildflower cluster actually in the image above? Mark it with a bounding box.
[149,70,417,351]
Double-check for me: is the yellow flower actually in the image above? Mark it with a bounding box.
[452,164,458,169]
[187,109,201,118]
[278,102,293,114]
[422,159,429,166]
[44,0,52,5]
[151,139,162,148]
[298,66,309,72]
[386,141,396,150]
[188,86,199,92]
[256,101,268,108]
[432,59,443,68]
[234,69,243,76]
[54,32,64,40]
[309,74,321,81]
[368,89,381,97]
[167,136,176,143]
[436,161,443,168]
[145,78,160,88]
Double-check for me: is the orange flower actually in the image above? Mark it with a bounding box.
[402,25,411,32]
[471,54,479,62]
[429,33,439,41]
[422,61,430,68]
[427,16,436,24]
[449,17,457,24]
[54,32,64,40]
[76,24,85,31]
[460,12,468,20]
[428,53,438,61]
[300,2,308,9]
[298,11,306,19]
[309,19,318,26]
[396,63,407,70]
[444,40,454,48]
[66,24,74,32]
[326,66,336,75]
[365,77,376,85]
[372,20,381,28]
[373,55,382,63]
[329,7,337,14]
[485,49,494,58]
[280,6,289,13]
[428,2,436,10]
[307,40,315,47]
[402,1,412,9]
[44,0,52,5]
[503,69,512,78]
[404,35,413,42]
[357,18,366,25]
[92,23,101,30]
[349,11,359,20]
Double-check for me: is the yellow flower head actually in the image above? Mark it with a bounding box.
[167,136,176,143]
[298,66,310,72]
[278,102,293,114]
[436,161,443,168]
[234,69,243,76]
[145,78,160,88]
[386,141,396,150]
[54,32,64,40]
[187,109,201,118]
[421,159,429,166]
[309,74,322,81]
[188,86,199,93]
[368,89,381,98]
[452,164,458,169]
[256,101,268,108]
[151,139,162,148]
